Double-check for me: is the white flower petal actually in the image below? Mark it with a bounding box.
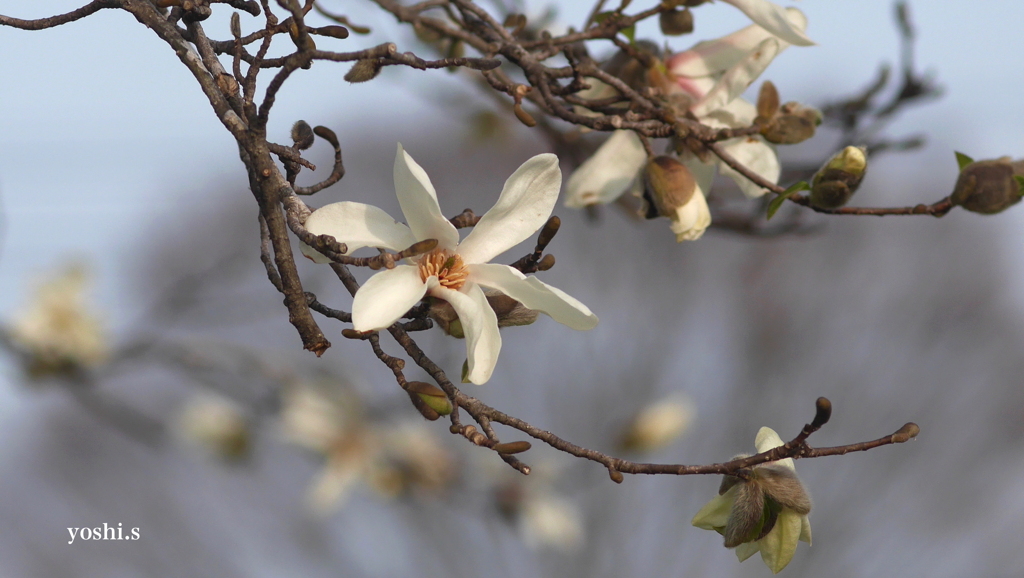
[670,188,712,242]
[668,8,808,79]
[393,144,460,250]
[717,136,780,198]
[300,202,417,263]
[754,426,796,471]
[721,1,814,47]
[680,151,717,199]
[758,508,803,574]
[706,97,759,128]
[351,265,428,331]
[458,154,561,264]
[434,282,501,385]
[564,130,647,209]
[690,38,780,119]
[467,264,598,330]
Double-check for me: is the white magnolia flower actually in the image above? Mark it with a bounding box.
[520,493,585,552]
[7,263,109,375]
[564,9,809,240]
[667,8,810,199]
[718,0,814,48]
[691,427,812,574]
[301,144,598,384]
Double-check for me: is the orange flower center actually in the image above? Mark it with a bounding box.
[417,249,468,290]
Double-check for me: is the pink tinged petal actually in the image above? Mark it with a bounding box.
[758,509,803,574]
[717,135,780,198]
[458,154,561,264]
[351,265,429,331]
[670,188,712,242]
[564,130,648,209]
[467,264,598,330]
[301,202,417,263]
[720,1,814,47]
[393,144,460,250]
[434,282,501,384]
[690,38,780,119]
[668,9,797,79]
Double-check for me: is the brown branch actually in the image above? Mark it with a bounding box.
[0,0,118,30]
[709,142,955,217]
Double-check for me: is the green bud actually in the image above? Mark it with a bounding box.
[950,157,1023,214]
[642,156,696,219]
[345,59,381,83]
[810,146,868,209]
[659,8,694,36]
[407,381,453,416]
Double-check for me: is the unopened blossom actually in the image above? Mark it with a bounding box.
[691,427,812,574]
[301,144,598,384]
[7,263,109,376]
[564,9,810,240]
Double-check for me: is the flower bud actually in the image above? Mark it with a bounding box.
[756,81,780,122]
[291,120,315,150]
[493,441,532,454]
[809,146,868,209]
[407,381,453,416]
[620,395,694,453]
[642,156,696,219]
[659,8,694,36]
[760,103,821,145]
[950,157,1023,214]
[345,59,381,83]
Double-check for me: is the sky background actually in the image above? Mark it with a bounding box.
[0,1,1022,576]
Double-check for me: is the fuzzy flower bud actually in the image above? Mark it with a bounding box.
[810,146,868,209]
[345,59,382,83]
[659,8,694,36]
[760,102,821,145]
[951,157,1023,214]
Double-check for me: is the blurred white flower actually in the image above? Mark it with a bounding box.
[177,394,251,462]
[691,427,812,574]
[520,493,584,552]
[301,144,598,384]
[367,422,456,500]
[620,394,695,453]
[6,263,109,377]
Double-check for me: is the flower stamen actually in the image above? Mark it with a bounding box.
[418,249,468,290]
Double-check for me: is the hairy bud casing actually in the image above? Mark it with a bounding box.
[345,59,382,83]
[659,8,694,36]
